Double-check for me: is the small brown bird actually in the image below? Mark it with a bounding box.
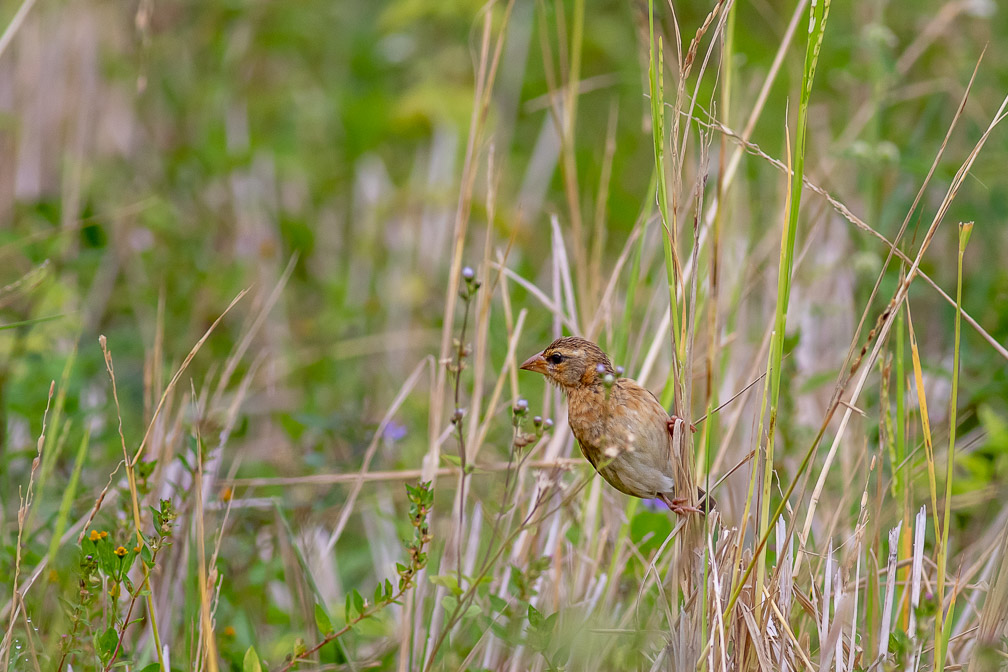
[520,336,711,516]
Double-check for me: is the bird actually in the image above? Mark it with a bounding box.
[520,336,712,516]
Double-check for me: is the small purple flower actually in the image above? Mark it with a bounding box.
[641,497,665,512]
[383,421,408,443]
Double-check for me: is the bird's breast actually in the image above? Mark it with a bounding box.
[566,388,609,455]
[565,386,676,499]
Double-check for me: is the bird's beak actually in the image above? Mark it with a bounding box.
[520,351,547,374]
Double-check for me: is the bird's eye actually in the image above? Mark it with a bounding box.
[548,353,564,365]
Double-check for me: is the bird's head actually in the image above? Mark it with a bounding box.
[520,337,614,391]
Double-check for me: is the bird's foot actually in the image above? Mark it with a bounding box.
[658,493,703,515]
[666,416,697,437]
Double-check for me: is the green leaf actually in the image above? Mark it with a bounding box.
[527,604,544,630]
[98,627,118,660]
[489,595,508,613]
[437,593,478,620]
[554,643,572,667]
[345,592,353,621]
[441,595,459,613]
[529,556,551,574]
[149,505,163,529]
[314,603,333,635]
[95,539,117,575]
[142,545,155,569]
[139,664,161,672]
[352,588,365,615]
[429,574,462,596]
[137,459,157,480]
[243,646,263,672]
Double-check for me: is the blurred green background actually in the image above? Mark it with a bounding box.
[3,0,1006,468]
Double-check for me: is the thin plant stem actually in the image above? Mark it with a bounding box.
[935,222,972,671]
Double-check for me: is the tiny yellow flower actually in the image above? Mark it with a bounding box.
[223,626,236,637]
[114,546,128,558]
[89,530,101,542]
[109,583,120,598]
[220,487,233,502]
[100,531,109,539]
[134,542,143,553]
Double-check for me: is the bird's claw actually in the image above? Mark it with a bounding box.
[658,493,703,515]
[666,417,697,436]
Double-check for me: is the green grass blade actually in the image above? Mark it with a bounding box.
[647,0,683,402]
[935,221,972,671]
[727,0,830,619]
[46,428,90,564]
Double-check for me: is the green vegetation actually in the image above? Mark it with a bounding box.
[3,0,1008,670]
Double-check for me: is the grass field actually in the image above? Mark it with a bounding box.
[3,0,1008,670]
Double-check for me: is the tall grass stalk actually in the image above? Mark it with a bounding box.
[907,310,939,535]
[934,221,972,670]
[699,1,734,646]
[0,382,52,669]
[895,309,911,631]
[703,0,734,518]
[647,0,683,381]
[192,411,219,672]
[99,336,166,670]
[418,4,514,667]
[757,0,830,615]
[560,0,588,307]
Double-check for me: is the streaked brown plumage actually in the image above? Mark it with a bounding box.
[520,336,711,516]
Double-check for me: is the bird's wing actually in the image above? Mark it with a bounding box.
[577,439,600,470]
[612,380,675,462]
[644,387,670,417]
[614,379,697,498]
